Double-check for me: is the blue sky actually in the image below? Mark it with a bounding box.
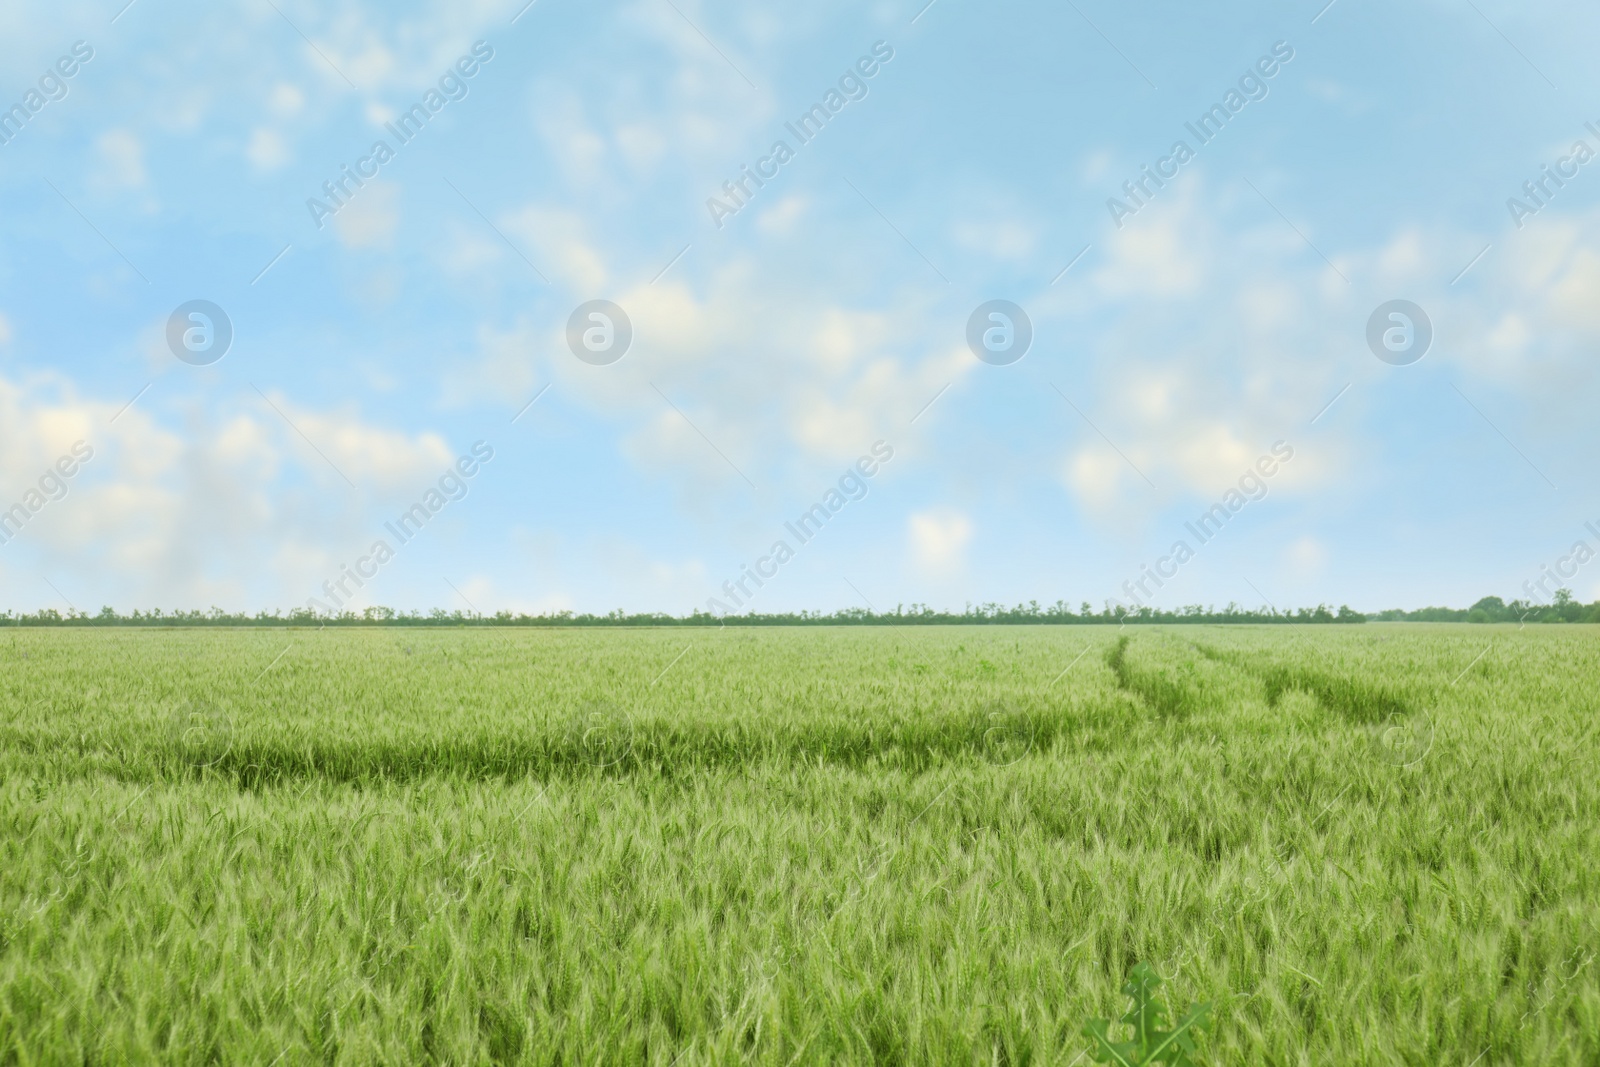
[2,0,1598,615]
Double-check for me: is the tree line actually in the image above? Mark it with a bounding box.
[1,592,1594,626]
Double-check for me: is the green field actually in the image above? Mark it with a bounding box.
[1,625,1596,1064]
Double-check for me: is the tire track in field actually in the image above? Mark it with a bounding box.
[1189,640,1433,765]
[1189,641,1409,724]
[8,696,1103,786]
[1104,635,1211,719]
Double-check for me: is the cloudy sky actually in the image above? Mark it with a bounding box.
[1,0,1597,616]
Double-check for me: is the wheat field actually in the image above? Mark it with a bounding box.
[0,625,1595,1064]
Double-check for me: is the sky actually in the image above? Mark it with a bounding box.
[1,0,1598,617]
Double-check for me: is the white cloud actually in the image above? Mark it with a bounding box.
[440,224,504,276]
[1545,245,1600,333]
[1172,424,1258,495]
[534,95,610,190]
[0,372,461,608]
[501,206,608,292]
[1091,185,1205,298]
[94,130,145,188]
[333,181,399,249]
[440,320,542,410]
[1034,177,1365,525]
[1064,448,1129,514]
[909,510,972,572]
[1080,150,1113,184]
[252,390,454,491]
[247,128,290,170]
[1375,227,1427,282]
[756,195,807,236]
[1436,206,1600,389]
[1286,535,1328,574]
[616,123,668,173]
[1483,312,1532,368]
[268,83,305,118]
[444,233,976,499]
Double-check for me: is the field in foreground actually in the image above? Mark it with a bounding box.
[0,625,1596,1064]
